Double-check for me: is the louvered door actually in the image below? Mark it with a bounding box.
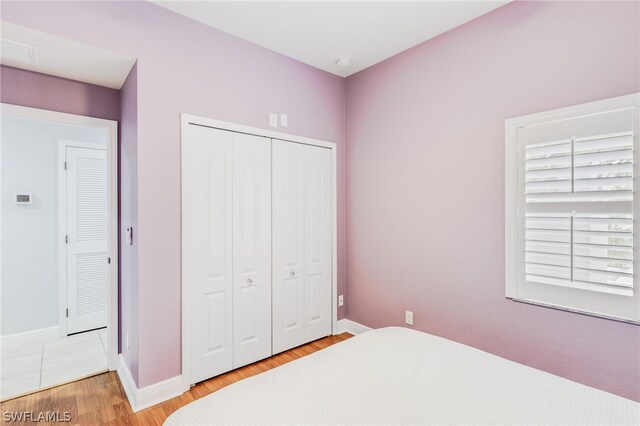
[517,108,638,320]
[66,146,108,334]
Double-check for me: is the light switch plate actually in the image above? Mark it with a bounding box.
[269,113,278,128]
[280,113,288,127]
[126,227,133,245]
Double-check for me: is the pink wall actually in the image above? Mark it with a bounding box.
[1,1,346,387]
[119,63,138,382]
[345,1,640,401]
[5,0,637,400]
[0,65,120,121]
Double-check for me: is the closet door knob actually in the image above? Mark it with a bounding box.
[289,271,295,277]
[247,278,253,285]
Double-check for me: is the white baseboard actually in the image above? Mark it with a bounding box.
[0,326,60,350]
[117,354,183,412]
[335,319,372,335]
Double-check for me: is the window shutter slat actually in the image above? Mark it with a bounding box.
[526,180,572,194]
[526,252,570,267]
[526,264,571,280]
[525,155,571,171]
[573,269,633,288]
[573,243,633,261]
[573,256,633,275]
[526,241,571,255]
[574,163,633,180]
[526,229,571,243]
[574,134,632,153]
[526,167,572,182]
[574,176,632,192]
[526,217,571,230]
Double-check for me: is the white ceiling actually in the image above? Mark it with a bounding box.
[0,22,136,89]
[153,1,509,77]
[0,2,509,87]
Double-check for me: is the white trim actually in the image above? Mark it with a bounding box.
[505,93,640,130]
[116,355,184,413]
[0,326,60,350]
[116,355,137,411]
[136,375,183,412]
[504,119,519,299]
[180,113,338,392]
[332,142,338,333]
[180,116,191,393]
[1,103,119,370]
[181,114,336,150]
[57,139,108,339]
[504,93,640,323]
[335,319,372,335]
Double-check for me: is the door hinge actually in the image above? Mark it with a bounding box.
[107,256,111,264]
[65,235,68,244]
[64,161,67,171]
[66,308,69,318]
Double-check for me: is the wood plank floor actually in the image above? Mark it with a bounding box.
[1,333,352,425]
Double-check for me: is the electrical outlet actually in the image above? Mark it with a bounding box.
[280,113,288,127]
[405,310,414,326]
[269,113,278,128]
[338,295,344,306]
[126,332,131,351]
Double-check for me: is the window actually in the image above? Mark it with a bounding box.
[505,94,639,323]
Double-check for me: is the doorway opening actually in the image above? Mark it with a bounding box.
[0,104,118,401]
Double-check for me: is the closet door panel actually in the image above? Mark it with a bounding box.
[183,125,233,385]
[272,140,305,354]
[232,133,272,368]
[304,145,333,341]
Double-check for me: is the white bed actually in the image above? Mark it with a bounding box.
[165,327,639,425]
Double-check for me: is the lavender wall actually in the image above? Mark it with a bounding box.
[119,63,138,382]
[345,1,640,401]
[1,1,346,387]
[0,65,120,121]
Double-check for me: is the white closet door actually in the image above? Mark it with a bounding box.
[232,133,272,368]
[273,140,332,354]
[303,144,332,341]
[66,146,108,334]
[183,125,233,385]
[272,140,306,354]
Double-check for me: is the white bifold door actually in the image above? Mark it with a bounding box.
[183,125,271,385]
[272,139,332,354]
[65,146,108,334]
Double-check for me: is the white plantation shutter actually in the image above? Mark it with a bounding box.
[524,132,634,297]
[525,214,633,296]
[506,96,640,323]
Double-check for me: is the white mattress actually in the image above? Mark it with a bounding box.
[165,327,639,425]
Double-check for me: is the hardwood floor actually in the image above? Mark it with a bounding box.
[1,333,352,425]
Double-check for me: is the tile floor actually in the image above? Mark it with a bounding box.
[0,328,107,401]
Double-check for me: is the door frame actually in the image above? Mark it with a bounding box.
[57,139,108,337]
[180,113,338,391]
[1,103,119,371]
